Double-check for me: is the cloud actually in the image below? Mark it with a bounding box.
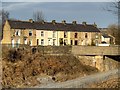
[2,2,42,11]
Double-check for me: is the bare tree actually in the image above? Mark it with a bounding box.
[0,9,9,40]
[33,11,45,22]
[107,24,120,45]
[104,1,120,45]
[103,0,119,15]
[0,9,9,24]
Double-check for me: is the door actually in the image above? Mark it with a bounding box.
[37,39,39,45]
[75,40,78,45]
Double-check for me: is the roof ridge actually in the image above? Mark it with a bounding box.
[8,19,95,26]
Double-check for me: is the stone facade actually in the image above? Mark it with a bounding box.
[1,20,101,47]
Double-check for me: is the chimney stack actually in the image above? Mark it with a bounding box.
[72,21,77,25]
[29,19,33,23]
[82,21,87,25]
[52,20,56,25]
[93,22,97,27]
[62,20,66,25]
[41,20,45,24]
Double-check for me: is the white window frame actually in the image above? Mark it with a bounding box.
[24,38,27,44]
[15,30,20,36]
[29,30,32,36]
[41,31,44,37]
[53,39,56,45]
[41,39,44,45]
[64,31,68,38]
[29,39,32,46]
[11,39,14,47]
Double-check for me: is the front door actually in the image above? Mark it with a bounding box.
[75,40,78,45]
[37,39,39,45]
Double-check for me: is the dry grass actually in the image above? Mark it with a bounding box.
[2,47,99,88]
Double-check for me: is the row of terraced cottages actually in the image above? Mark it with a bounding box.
[1,19,101,47]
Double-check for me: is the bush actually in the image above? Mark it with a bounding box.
[7,49,22,62]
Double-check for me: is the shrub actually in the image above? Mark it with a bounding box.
[7,49,22,62]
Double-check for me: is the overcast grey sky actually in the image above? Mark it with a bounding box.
[1,1,118,28]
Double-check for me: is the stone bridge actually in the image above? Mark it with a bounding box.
[72,46,120,56]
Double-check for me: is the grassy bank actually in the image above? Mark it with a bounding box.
[2,46,99,88]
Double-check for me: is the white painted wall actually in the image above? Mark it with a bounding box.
[36,30,58,46]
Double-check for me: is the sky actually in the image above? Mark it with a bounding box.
[1,0,118,28]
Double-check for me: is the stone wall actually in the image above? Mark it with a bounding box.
[2,45,119,72]
[35,46,72,54]
[2,45,72,54]
[77,56,119,71]
[72,46,120,55]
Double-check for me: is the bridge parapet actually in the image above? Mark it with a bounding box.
[72,46,120,56]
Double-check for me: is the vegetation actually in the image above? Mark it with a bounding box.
[107,24,120,45]
[0,9,9,41]
[33,10,45,22]
[2,46,99,88]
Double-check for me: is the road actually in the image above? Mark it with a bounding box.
[34,68,119,88]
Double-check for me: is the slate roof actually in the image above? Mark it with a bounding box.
[7,20,100,32]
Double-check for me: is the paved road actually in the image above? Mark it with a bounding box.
[34,68,119,88]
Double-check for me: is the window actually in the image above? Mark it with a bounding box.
[29,39,32,46]
[59,38,63,45]
[96,35,98,39]
[71,40,73,45]
[48,39,51,45]
[11,39,14,47]
[64,31,67,38]
[16,39,20,44]
[53,31,56,38]
[16,31,18,35]
[15,30,20,36]
[41,31,44,37]
[16,39,20,47]
[29,30,32,36]
[24,38,27,44]
[53,39,56,45]
[95,40,98,46]
[64,39,68,45]
[75,40,78,45]
[85,33,88,38]
[41,39,44,45]
[75,33,78,38]
[96,33,98,39]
